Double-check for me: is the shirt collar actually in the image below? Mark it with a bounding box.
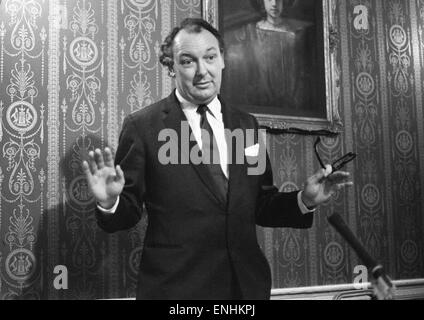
[175,89,222,118]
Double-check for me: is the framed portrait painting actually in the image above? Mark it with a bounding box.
[202,0,342,135]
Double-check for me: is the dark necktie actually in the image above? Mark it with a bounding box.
[197,104,228,203]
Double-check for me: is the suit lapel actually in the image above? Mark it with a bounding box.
[221,97,244,211]
[162,92,227,210]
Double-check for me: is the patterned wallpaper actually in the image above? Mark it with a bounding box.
[259,0,424,289]
[0,0,423,299]
[0,0,202,300]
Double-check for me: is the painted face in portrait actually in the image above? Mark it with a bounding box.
[172,29,225,105]
[263,0,284,20]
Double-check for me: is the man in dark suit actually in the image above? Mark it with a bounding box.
[82,18,352,300]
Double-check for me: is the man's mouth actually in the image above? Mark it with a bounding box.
[194,81,211,88]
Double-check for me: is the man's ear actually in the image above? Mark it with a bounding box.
[220,52,225,69]
[168,68,176,78]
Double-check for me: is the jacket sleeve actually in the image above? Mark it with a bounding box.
[96,115,146,233]
[253,118,313,229]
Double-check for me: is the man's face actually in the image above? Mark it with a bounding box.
[263,0,284,19]
[172,28,225,105]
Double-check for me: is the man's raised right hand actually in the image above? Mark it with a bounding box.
[82,147,125,210]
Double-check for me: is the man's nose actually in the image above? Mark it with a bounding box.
[196,61,208,77]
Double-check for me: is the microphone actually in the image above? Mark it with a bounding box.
[328,212,395,300]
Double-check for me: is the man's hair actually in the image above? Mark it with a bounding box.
[159,18,225,72]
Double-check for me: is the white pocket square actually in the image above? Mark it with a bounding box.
[244,144,259,157]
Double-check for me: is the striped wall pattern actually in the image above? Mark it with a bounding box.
[0,0,201,300]
[259,0,424,289]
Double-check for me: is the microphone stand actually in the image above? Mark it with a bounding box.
[328,212,396,300]
[370,265,395,300]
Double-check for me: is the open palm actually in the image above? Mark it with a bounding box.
[82,148,125,209]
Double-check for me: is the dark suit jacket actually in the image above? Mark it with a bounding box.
[96,92,313,300]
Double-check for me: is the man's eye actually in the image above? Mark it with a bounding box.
[206,55,217,61]
[181,60,193,65]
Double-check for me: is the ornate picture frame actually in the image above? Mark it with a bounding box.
[202,0,342,135]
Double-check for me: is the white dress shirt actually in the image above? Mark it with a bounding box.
[176,89,229,178]
[98,90,315,215]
